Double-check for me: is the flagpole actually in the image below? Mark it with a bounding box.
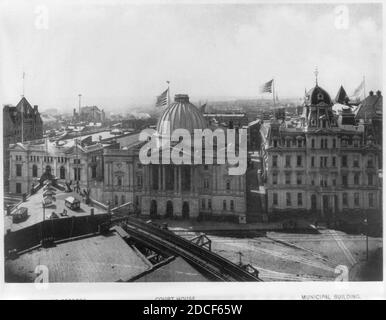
[167,81,170,107]
[272,78,276,107]
[21,72,25,143]
[363,75,366,100]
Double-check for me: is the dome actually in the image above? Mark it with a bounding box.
[157,94,207,135]
[305,85,332,106]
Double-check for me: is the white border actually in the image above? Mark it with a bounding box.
[0,0,385,300]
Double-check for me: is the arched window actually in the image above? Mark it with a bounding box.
[117,176,122,186]
[121,195,126,204]
[114,195,119,206]
[60,166,66,179]
[32,165,38,178]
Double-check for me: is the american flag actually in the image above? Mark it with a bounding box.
[156,88,169,107]
[259,79,274,93]
[351,79,365,98]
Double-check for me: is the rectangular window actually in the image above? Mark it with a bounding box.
[16,164,22,176]
[341,155,348,168]
[201,199,206,209]
[285,173,291,185]
[272,173,278,185]
[332,157,336,167]
[311,139,315,149]
[297,193,303,206]
[286,192,291,206]
[223,200,227,211]
[74,168,81,181]
[296,155,302,167]
[230,200,234,211]
[208,199,212,210]
[342,175,348,187]
[343,193,348,206]
[368,174,374,186]
[354,173,360,185]
[320,156,327,168]
[367,156,374,168]
[333,139,336,148]
[285,155,291,168]
[273,193,278,206]
[296,174,302,185]
[91,166,97,179]
[353,156,359,168]
[354,193,360,206]
[311,156,315,167]
[369,193,374,208]
[286,140,291,148]
[272,155,278,168]
[137,175,142,187]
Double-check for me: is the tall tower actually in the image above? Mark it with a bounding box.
[78,94,82,121]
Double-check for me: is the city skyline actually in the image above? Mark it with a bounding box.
[1,1,382,111]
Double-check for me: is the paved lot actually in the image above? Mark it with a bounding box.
[173,226,382,281]
[8,190,106,232]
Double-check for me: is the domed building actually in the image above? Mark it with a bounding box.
[100,94,247,223]
[157,94,207,136]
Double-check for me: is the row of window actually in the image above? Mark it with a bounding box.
[18,164,95,180]
[201,198,235,211]
[272,192,376,208]
[272,154,375,169]
[272,173,375,186]
[272,137,366,149]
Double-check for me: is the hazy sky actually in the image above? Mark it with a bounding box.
[0,0,382,111]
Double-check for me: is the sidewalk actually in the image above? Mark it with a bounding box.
[156,218,316,233]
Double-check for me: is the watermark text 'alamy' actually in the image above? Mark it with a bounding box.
[139,121,247,175]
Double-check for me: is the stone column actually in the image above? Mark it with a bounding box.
[174,166,178,193]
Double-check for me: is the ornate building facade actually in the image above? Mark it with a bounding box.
[260,83,381,219]
[97,94,247,222]
[8,138,106,195]
[3,97,43,188]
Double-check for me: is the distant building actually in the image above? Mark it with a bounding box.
[203,112,249,128]
[260,83,381,219]
[3,97,43,189]
[74,105,106,123]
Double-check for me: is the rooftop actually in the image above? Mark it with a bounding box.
[5,231,152,282]
[7,186,106,232]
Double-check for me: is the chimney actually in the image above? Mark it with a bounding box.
[34,105,38,111]
[376,90,382,97]
[369,91,374,96]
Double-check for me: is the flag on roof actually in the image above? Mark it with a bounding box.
[351,79,365,98]
[156,88,169,107]
[259,79,274,93]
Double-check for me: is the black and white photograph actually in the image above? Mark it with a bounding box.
[0,0,384,300]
